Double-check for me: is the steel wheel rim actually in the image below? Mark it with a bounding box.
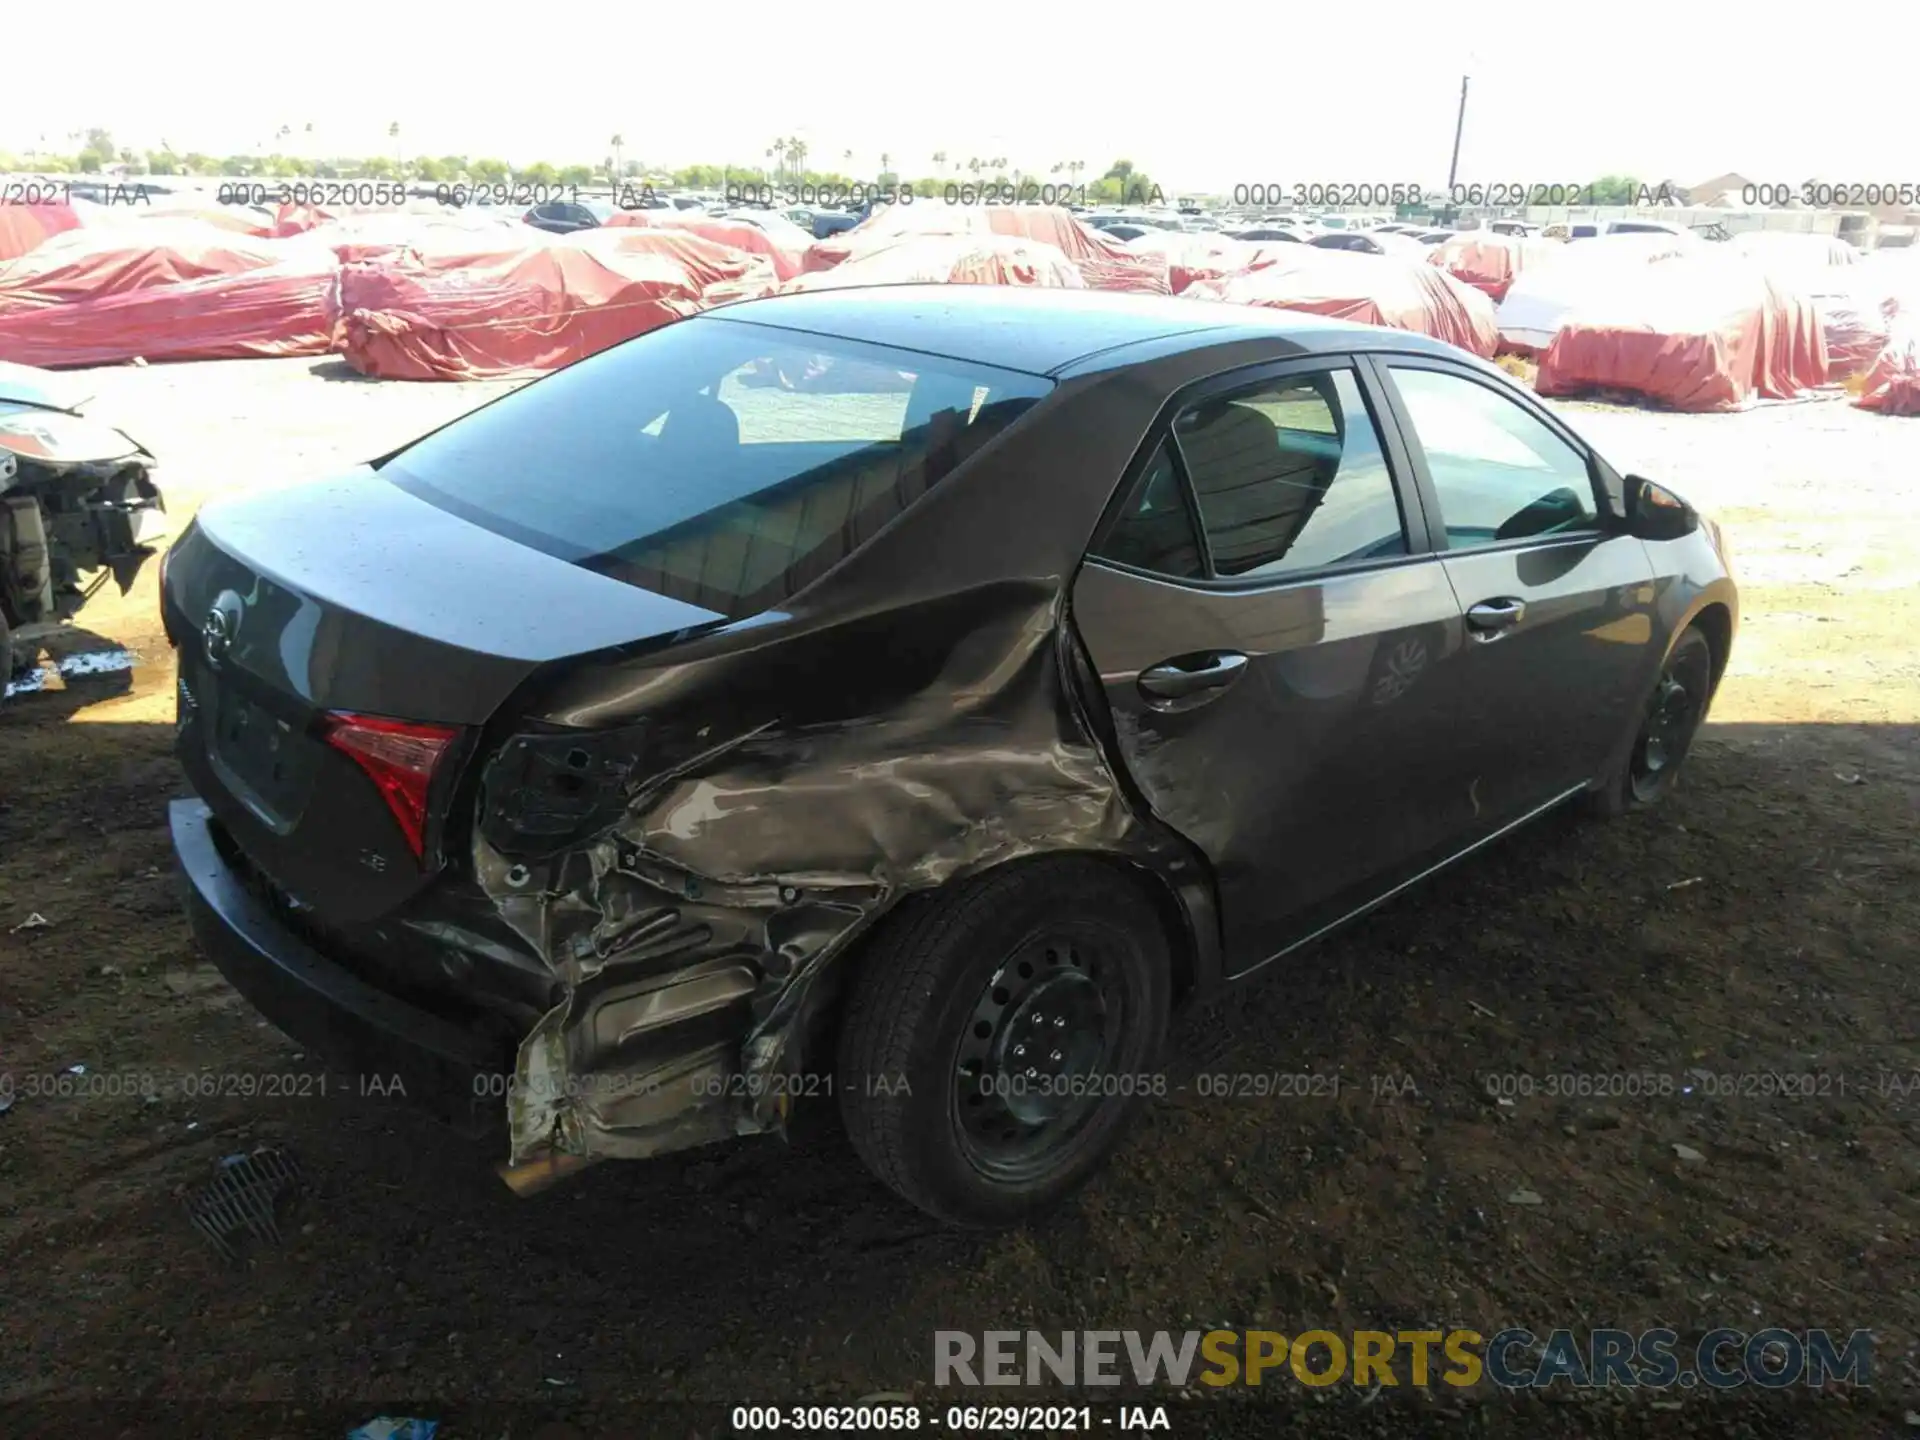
[950,930,1125,1183]
[1630,647,1709,802]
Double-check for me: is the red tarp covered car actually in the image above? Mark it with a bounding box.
[601,210,811,281]
[0,202,88,264]
[299,210,531,265]
[1119,230,1306,295]
[1496,234,1706,355]
[328,231,726,380]
[0,224,307,307]
[779,233,1087,292]
[1186,248,1499,356]
[1854,314,1920,415]
[0,226,338,367]
[1428,232,1560,303]
[804,204,1171,294]
[1534,261,1830,410]
[1728,232,1886,377]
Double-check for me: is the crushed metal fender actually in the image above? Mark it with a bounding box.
[473,589,1184,1169]
[449,346,1305,1177]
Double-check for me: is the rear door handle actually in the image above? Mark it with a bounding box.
[1466,597,1527,639]
[1138,651,1249,700]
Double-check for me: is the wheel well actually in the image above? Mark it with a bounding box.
[1689,602,1732,695]
[803,851,1201,1065]
[1083,852,1200,1006]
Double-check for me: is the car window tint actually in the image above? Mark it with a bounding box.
[381,318,1050,619]
[1175,368,1406,579]
[1092,442,1204,579]
[1388,367,1599,548]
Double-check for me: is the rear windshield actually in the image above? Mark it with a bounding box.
[381,317,1051,618]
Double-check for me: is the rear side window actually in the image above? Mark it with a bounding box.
[382,318,1050,618]
[1094,443,1204,579]
[1176,368,1406,579]
[1092,368,1407,582]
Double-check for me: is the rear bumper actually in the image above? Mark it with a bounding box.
[169,797,508,1138]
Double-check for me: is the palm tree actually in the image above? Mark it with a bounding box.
[788,138,808,181]
[388,121,400,166]
[769,137,788,185]
[879,151,891,179]
[610,134,624,181]
[932,150,947,171]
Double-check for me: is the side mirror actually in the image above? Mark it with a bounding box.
[1624,475,1700,542]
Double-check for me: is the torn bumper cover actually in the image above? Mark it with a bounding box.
[475,590,1183,1175]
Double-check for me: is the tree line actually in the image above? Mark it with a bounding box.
[2,131,1160,203]
[2,131,1666,211]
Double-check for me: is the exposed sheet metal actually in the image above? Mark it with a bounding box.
[473,583,1188,1167]
[455,346,1374,1173]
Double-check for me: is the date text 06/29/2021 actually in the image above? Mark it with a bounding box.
[731,1403,1175,1432]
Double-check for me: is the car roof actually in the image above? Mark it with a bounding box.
[701,285,1464,378]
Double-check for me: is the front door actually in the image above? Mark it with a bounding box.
[1071,358,1476,974]
[1369,356,1658,828]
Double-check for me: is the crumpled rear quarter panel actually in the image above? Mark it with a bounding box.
[463,353,1274,1171]
[475,585,1179,1167]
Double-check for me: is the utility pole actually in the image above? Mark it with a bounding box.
[1447,75,1470,192]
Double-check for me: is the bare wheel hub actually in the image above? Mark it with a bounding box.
[953,935,1119,1177]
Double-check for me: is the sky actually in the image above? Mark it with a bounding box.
[7,0,1913,190]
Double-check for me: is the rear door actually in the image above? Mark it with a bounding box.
[1071,357,1477,975]
[1368,355,1657,826]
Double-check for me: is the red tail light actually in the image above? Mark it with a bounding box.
[320,712,460,860]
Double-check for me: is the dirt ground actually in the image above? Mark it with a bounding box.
[1,359,1915,1438]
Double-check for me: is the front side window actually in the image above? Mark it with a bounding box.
[1174,368,1407,580]
[1386,367,1599,549]
[382,317,1050,618]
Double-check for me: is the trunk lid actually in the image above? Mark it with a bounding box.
[165,466,724,922]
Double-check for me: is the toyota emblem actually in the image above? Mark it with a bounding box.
[202,595,241,665]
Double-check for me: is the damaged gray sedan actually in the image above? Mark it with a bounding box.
[164,287,1736,1226]
[0,361,167,690]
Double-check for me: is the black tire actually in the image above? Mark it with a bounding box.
[837,857,1173,1227]
[1585,626,1715,818]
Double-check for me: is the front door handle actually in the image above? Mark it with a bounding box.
[1138,651,1249,700]
[1466,597,1527,639]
